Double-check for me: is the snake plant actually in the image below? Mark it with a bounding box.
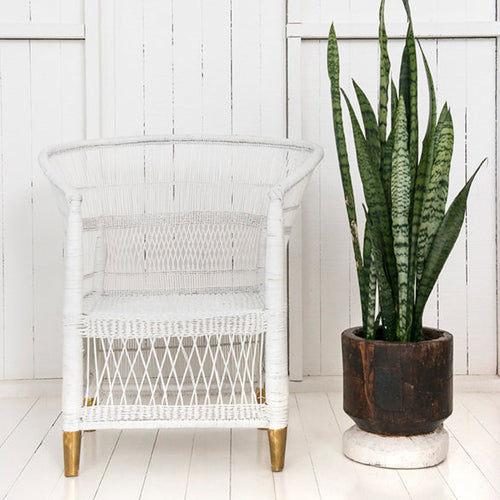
[328,0,485,342]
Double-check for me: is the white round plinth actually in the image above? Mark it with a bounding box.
[343,424,449,469]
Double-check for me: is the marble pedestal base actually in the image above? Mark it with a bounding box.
[343,424,449,469]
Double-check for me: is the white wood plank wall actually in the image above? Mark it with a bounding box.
[0,0,286,380]
[0,0,498,381]
[291,0,498,375]
[99,0,285,138]
[0,0,85,380]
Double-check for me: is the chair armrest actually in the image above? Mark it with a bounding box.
[39,147,82,204]
[269,143,323,200]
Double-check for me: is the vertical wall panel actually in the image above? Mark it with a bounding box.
[100,1,116,136]
[100,0,285,139]
[0,0,84,380]
[143,0,173,135]
[31,42,63,379]
[114,0,144,136]
[172,0,203,134]
[0,2,29,22]
[466,39,497,374]
[1,42,34,378]
[300,41,321,375]
[261,1,286,136]
[436,39,468,374]
[31,41,85,378]
[26,0,83,23]
[201,0,231,134]
[232,0,262,134]
[0,40,85,380]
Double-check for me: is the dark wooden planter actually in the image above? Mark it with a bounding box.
[342,327,453,436]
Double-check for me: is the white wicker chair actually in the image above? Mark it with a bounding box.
[39,135,323,476]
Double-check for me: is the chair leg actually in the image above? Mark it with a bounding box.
[268,427,287,472]
[63,431,82,477]
[84,398,96,432]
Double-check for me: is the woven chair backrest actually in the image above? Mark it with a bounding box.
[47,138,315,295]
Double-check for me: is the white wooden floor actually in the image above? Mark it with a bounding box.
[0,392,499,500]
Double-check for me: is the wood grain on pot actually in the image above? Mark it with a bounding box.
[342,327,453,436]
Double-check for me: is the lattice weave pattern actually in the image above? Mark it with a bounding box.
[39,135,323,433]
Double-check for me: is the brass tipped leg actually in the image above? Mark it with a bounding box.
[255,388,267,430]
[268,427,287,472]
[63,431,82,477]
[84,398,96,432]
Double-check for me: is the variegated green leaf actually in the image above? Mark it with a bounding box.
[381,130,394,206]
[401,0,412,19]
[391,79,398,129]
[417,105,453,279]
[353,80,380,170]
[413,161,484,339]
[391,98,412,341]
[399,24,418,181]
[381,81,398,207]
[365,208,397,339]
[327,24,365,319]
[343,89,399,319]
[363,209,377,339]
[327,0,481,343]
[378,0,390,144]
[409,42,437,305]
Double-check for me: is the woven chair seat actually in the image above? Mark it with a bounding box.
[83,292,266,338]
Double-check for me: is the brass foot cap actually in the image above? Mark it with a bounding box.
[268,427,287,472]
[63,431,82,477]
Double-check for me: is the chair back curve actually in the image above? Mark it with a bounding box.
[39,135,323,297]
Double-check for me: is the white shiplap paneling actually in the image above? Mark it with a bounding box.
[0,0,285,380]
[0,0,497,380]
[0,0,84,380]
[0,42,33,379]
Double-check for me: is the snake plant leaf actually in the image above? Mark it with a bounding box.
[391,79,398,129]
[366,247,378,339]
[343,88,399,313]
[382,129,394,206]
[342,90,393,249]
[353,80,380,170]
[365,207,398,339]
[413,161,484,338]
[417,105,453,279]
[399,24,419,180]
[380,80,398,207]
[409,43,437,301]
[328,0,481,342]
[327,24,364,291]
[411,47,436,244]
[379,81,398,203]
[391,98,412,340]
[378,0,390,144]
[401,0,412,20]
[363,209,377,339]
[360,224,370,331]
